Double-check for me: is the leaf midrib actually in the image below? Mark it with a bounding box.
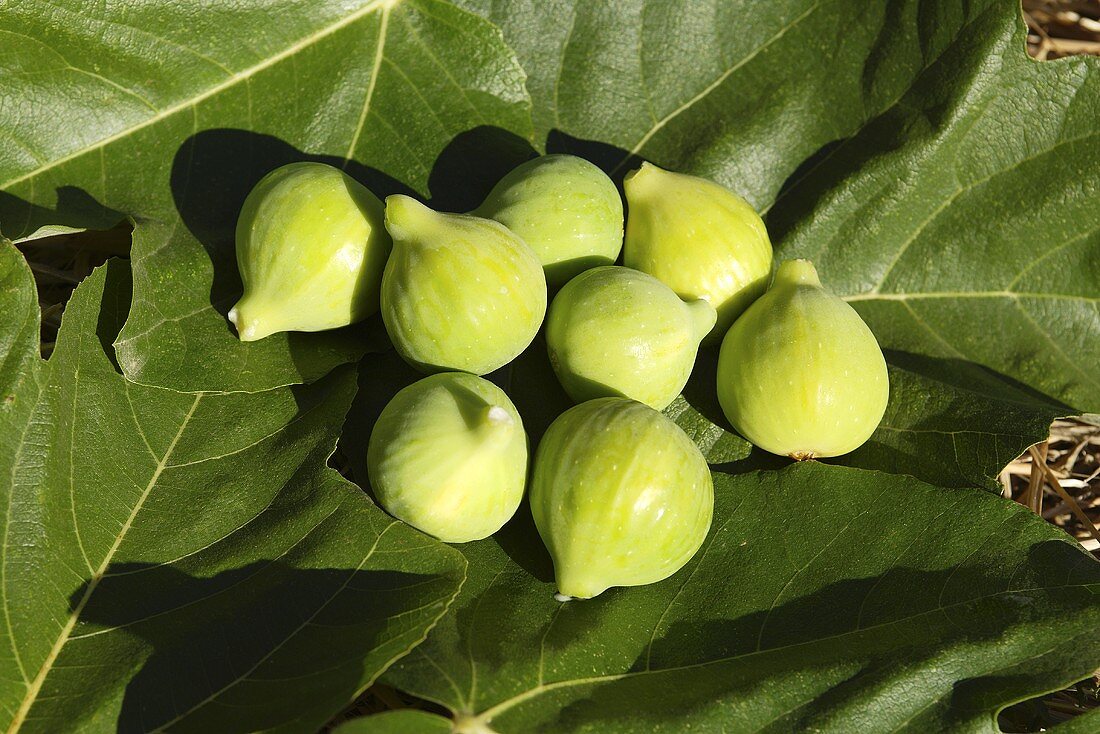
[6,393,202,733]
[0,0,398,192]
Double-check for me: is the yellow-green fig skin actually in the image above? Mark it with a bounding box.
[623,161,772,340]
[716,259,889,459]
[546,266,716,410]
[530,398,713,599]
[475,154,624,287]
[381,195,547,375]
[367,372,528,543]
[229,162,390,341]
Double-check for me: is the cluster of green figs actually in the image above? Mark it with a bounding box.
[232,155,889,599]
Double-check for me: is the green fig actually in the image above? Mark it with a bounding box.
[476,154,624,287]
[546,266,716,410]
[367,372,528,543]
[229,162,390,341]
[717,259,889,459]
[623,161,772,339]
[530,398,713,599]
[381,195,547,375]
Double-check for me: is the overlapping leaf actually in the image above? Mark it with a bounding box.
[2,1,1099,732]
[458,0,1009,202]
[380,464,1100,733]
[460,0,1098,435]
[1,0,534,393]
[0,244,465,733]
[770,10,1100,414]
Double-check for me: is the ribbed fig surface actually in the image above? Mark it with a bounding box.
[530,398,713,599]
[230,162,390,341]
[476,154,624,287]
[717,259,889,459]
[623,161,772,339]
[381,195,547,374]
[546,266,715,409]
[367,372,528,543]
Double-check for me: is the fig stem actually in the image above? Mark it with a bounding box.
[383,194,437,244]
[475,405,515,446]
[686,298,718,341]
[484,405,512,427]
[774,259,821,288]
[622,161,661,196]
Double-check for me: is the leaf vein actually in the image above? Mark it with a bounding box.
[6,392,202,733]
[0,0,399,192]
[613,0,822,172]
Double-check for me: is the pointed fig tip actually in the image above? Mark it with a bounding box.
[775,259,821,287]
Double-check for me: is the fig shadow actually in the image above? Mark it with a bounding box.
[169,128,414,332]
[169,125,537,351]
[0,185,125,243]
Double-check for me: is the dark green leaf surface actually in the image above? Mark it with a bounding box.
[770,7,1100,414]
[384,463,1100,733]
[334,710,453,734]
[1,0,533,393]
[841,355,1068,490]
[462,0,1098,416]
[0,243,39,404]
[0,244,465,733]
[459,0,1004,202]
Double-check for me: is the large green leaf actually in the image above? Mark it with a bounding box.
[770,13,1100,414]
[0,243,39,402]
[460,0,1098,420]
[458,0,1004,201]
[5,2,1100,730]
[381,463,1100,733]
[0,0,534,393]
[0,243,466,732]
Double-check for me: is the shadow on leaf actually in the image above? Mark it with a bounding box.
[338,350,424,496]
[546,130,643,188]
[487,331,573,445]
[169,128,415,323]
[0,187,126,243]
[69,561,447,733]
[492,502,554,585]
[530,539,1096,732]
[881,349,1074,412]
[427,126,537,212]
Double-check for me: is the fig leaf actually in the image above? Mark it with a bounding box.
[0,244,465,732]
[382,463,1100,734]
[0,0,533,392]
